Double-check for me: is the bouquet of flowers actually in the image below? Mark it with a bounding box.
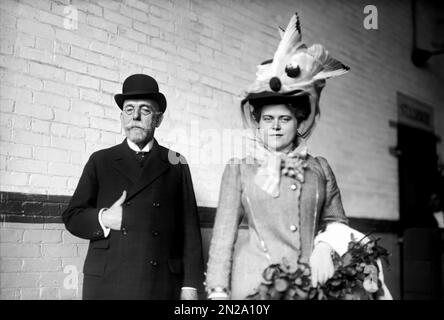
[247,234,389,300]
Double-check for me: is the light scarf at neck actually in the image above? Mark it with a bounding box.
[247,134,308,198]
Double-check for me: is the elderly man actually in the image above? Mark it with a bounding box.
[63,74,204,300]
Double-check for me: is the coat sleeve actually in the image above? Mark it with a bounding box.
[205,160,244,294]
[180,161,205,292]
[316,156,348,228]
[62,154,105,240]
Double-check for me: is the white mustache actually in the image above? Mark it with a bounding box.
[126,125,146,130]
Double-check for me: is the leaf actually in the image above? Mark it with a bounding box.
[330,280,342,287]
[346,268,357,276]
[285,288,297,300]
[259,284,269,294]
[263,265,280,282]
[342,252,353,266]
[330,290,341,298]
[295,287,309,299]
[344,293,356,300]
[308,288,318,300]
[270,287,281,300]
[246,291,258,300]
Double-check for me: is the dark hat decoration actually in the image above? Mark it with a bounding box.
[114,74,167,113]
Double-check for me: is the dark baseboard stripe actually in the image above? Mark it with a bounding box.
[0,191,70,224]
[0,191,399,233]
[199,206,400,234]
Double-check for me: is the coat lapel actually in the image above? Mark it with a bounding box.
[112,139,140,185]
[126,139,170,201]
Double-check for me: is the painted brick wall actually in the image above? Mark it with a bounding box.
[0,0,443,299]
[1,222,87,299]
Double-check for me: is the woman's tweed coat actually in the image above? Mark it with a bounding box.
[206,155,348,299]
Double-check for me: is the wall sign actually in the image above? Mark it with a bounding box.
[397,92,434,132]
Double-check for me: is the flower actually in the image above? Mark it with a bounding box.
[248,236,389,300]
[363,277,379,293]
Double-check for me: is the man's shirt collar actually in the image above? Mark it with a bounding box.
[126,138,153,152]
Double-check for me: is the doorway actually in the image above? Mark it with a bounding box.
[397,124,442,299]
[398,124,439,229]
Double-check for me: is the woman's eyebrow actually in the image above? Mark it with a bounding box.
[262,114,292,118]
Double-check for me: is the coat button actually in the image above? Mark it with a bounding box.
[290,184,297,191]
[150,260,158,267]
[153,202,160,207]
[122,227,128,235]
[290,224,298,232]
[152,231,159,237]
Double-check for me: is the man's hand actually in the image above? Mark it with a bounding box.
[180,288,198,300]
[309,241,335,287]
[101,191,126,230]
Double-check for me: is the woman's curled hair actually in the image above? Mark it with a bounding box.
[250,94,311,124]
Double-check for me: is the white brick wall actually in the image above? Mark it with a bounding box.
[0,222,87,300]
[0,0,443,216]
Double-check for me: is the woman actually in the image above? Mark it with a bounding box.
[205,13,391,300]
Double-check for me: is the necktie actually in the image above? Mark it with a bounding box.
[135,151,148,162]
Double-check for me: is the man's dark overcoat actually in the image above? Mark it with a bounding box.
[63,139,204,299]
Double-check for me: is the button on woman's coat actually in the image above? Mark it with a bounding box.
[206,155,348,299]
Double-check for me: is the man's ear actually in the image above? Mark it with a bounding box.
[120,112,125,133]
[155,113,164,128]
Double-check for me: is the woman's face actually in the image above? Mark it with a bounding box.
[258,104,298,152]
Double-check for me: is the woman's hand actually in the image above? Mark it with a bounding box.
[309,241,335,287]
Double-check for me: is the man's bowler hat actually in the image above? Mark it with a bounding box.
[114,74,167,112]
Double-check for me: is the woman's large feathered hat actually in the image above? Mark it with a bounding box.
[241,13,350,138]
